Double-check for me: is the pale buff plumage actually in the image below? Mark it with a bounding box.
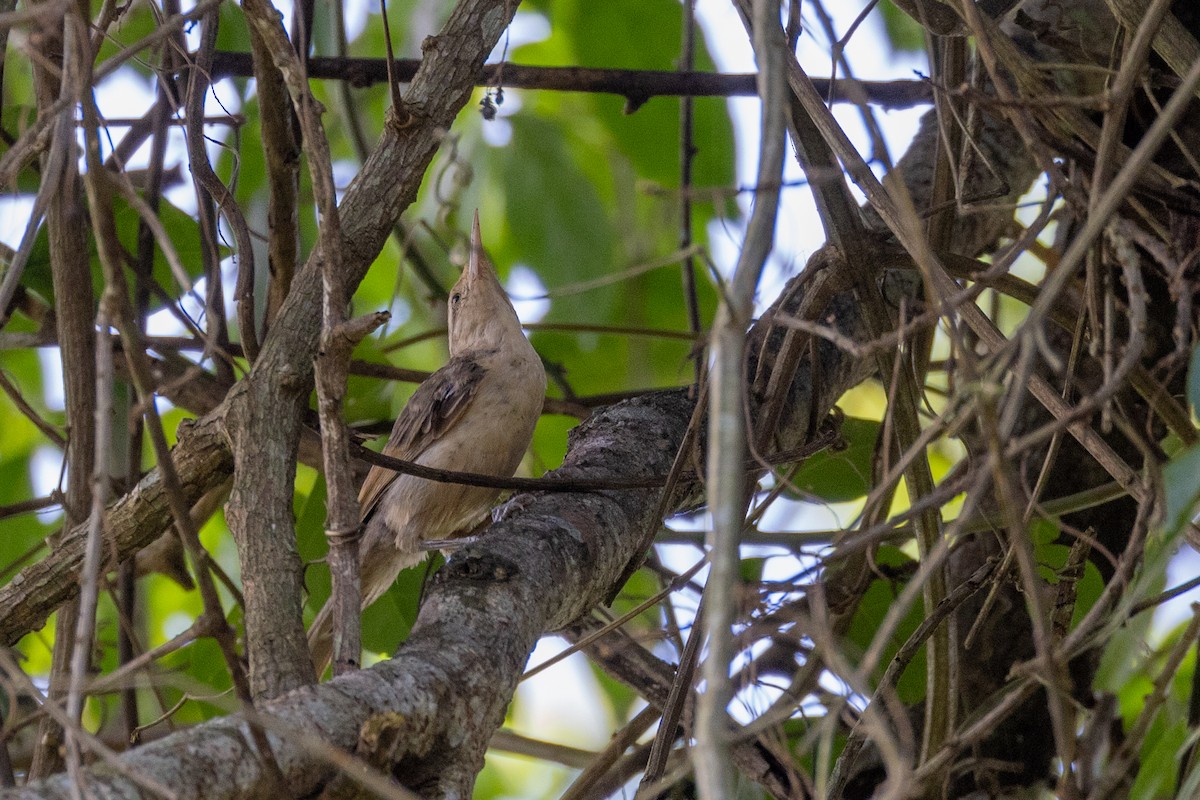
[308,213,546,673]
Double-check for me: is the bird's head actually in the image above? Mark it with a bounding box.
[447,212,524,355]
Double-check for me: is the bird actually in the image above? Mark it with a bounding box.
[308,212,547,674]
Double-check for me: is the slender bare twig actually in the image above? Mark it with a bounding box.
[696,1,786,796]
[208,50,934,108]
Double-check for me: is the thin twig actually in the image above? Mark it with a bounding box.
[696,1,786,796]
[208,50,935,108]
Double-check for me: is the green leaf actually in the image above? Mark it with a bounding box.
[1028,517,1060,547]
[1029,518,1069,582]
[361,566,423,657]
[1130,717,1188,800]
[740,557,767,583]
[95,5,160,71]
[1188,341,1200,418]
[1096,586,1163,694]
[494,113,617,323]
[115,199,212,295]
[1164,444,1200,537]
[296,470,329,565]
[0,452,55,584]
[879,1,929,53]
[1071,560,1104,630]
[22,196,213,315]
[514,0,734,195]
[787,417,880,503]
[844,549,924,704]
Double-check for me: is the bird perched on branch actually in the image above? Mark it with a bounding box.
[308,212,546,673]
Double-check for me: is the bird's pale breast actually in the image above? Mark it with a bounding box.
[380,346,544,552]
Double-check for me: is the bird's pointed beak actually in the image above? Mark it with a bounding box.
[468,210,485,281]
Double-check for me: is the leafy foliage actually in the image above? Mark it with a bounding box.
[2,0,1200,797]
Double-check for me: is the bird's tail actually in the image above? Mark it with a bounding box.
[307,602,336,679]
[307,547,426,678]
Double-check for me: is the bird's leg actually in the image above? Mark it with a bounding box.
[420,514,493,552]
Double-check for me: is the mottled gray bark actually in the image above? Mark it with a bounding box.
[7,0,1187,796]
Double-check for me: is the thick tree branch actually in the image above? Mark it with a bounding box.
[0,391,691,800]
[0,415,231,647]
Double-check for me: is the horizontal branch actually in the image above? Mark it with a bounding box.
[0,415,231,647]
[208,51,933,108]
[352,423,837,493]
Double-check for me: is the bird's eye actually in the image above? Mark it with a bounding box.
[451,293,462,305]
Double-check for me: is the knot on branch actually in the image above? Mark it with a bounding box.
[357,711,409,769]
[317,312,390,372]
[622,93,649,114]
[335,311,391,348]
[323,524,362,548]
[387,102,418,130]
[443,550,518,582]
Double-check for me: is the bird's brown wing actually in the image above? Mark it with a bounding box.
[357,356,488,522]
